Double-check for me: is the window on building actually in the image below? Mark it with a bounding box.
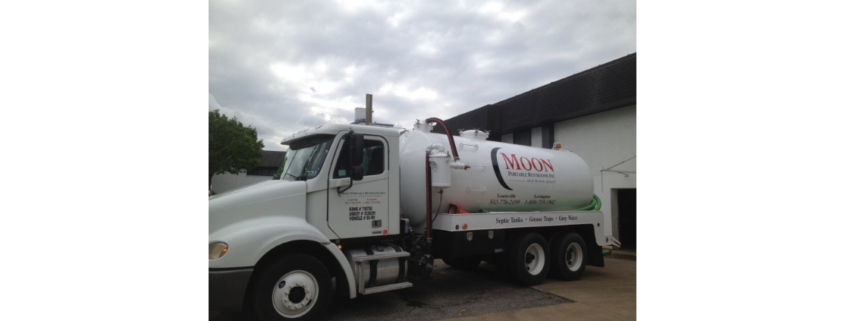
[513,129,531,146]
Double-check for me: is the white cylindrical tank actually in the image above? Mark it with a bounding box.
[399,125,594,231]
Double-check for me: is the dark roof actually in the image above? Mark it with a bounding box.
[432,104,499,137]
[257,150,286,168]
[434,53,636,139]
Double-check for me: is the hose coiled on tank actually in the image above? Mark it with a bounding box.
[574,194,602,211]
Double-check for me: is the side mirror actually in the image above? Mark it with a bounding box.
[350,165,364,181]
[347,132,365,181]
[349,133,364,166]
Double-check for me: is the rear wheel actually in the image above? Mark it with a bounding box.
[253,254,332,320]
[507,233,550,286]
[551,233,587,280]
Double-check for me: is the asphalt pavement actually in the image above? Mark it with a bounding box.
[210,251,636,320]
[445,251,637,320]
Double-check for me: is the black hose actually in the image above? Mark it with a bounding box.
[425,153,431,240]
[425,117,460,162]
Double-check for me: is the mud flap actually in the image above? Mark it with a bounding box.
[587,244,605,267]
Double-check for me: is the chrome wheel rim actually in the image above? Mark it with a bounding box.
[272,270,318,318]
[524,243,546,275]
[565,242,583,271]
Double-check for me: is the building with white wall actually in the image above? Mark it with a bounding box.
[211,150,287,194]
[435,53,637,248]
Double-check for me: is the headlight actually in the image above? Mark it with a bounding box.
[209,242,228,259]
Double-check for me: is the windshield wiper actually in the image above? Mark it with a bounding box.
[297,148,319,180]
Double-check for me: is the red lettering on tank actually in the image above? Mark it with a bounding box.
[501,153,555,172]
[531,158,544,172]
[500,153,521,170]
[520,157,533,171]
[541,159,554,172]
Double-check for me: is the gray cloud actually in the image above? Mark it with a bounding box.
[210,0,636,150]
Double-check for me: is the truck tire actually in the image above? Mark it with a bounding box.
[442,256,482,269]
[507,233,550,286]
[551,233,587,280]
[252,254,332,321]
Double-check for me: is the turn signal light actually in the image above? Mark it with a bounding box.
[209,242,228,260]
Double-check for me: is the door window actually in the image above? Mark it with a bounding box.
[334,139,385,178]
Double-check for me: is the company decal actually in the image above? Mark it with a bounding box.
[342,191,385,205]
[342,191,384,221]
[490,147,557,190]
[349,206,376,221]
[488,194,557,206]
[490,147,513,190]
[494,214,579,225]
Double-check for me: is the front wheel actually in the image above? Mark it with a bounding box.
[551,233,587,280]
[253,254,332,321]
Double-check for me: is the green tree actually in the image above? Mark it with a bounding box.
[273,156,287,180]
[209,109,265,191]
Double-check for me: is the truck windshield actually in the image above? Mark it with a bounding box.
[276,135,334,181]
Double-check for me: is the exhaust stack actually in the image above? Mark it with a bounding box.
[366,94,373,125]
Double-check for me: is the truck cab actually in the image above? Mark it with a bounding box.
[209,124,405,320]
[275,124,402,240]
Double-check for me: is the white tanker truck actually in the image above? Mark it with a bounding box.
[209,117,621,320]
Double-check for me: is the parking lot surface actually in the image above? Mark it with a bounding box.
[448,252,636,320]
[211,253,636,321]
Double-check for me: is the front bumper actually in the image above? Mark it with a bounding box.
[209,267,254,311]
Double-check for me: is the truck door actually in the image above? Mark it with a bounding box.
[327,135,390,238]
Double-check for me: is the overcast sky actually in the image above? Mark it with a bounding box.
[210,0,636,151]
